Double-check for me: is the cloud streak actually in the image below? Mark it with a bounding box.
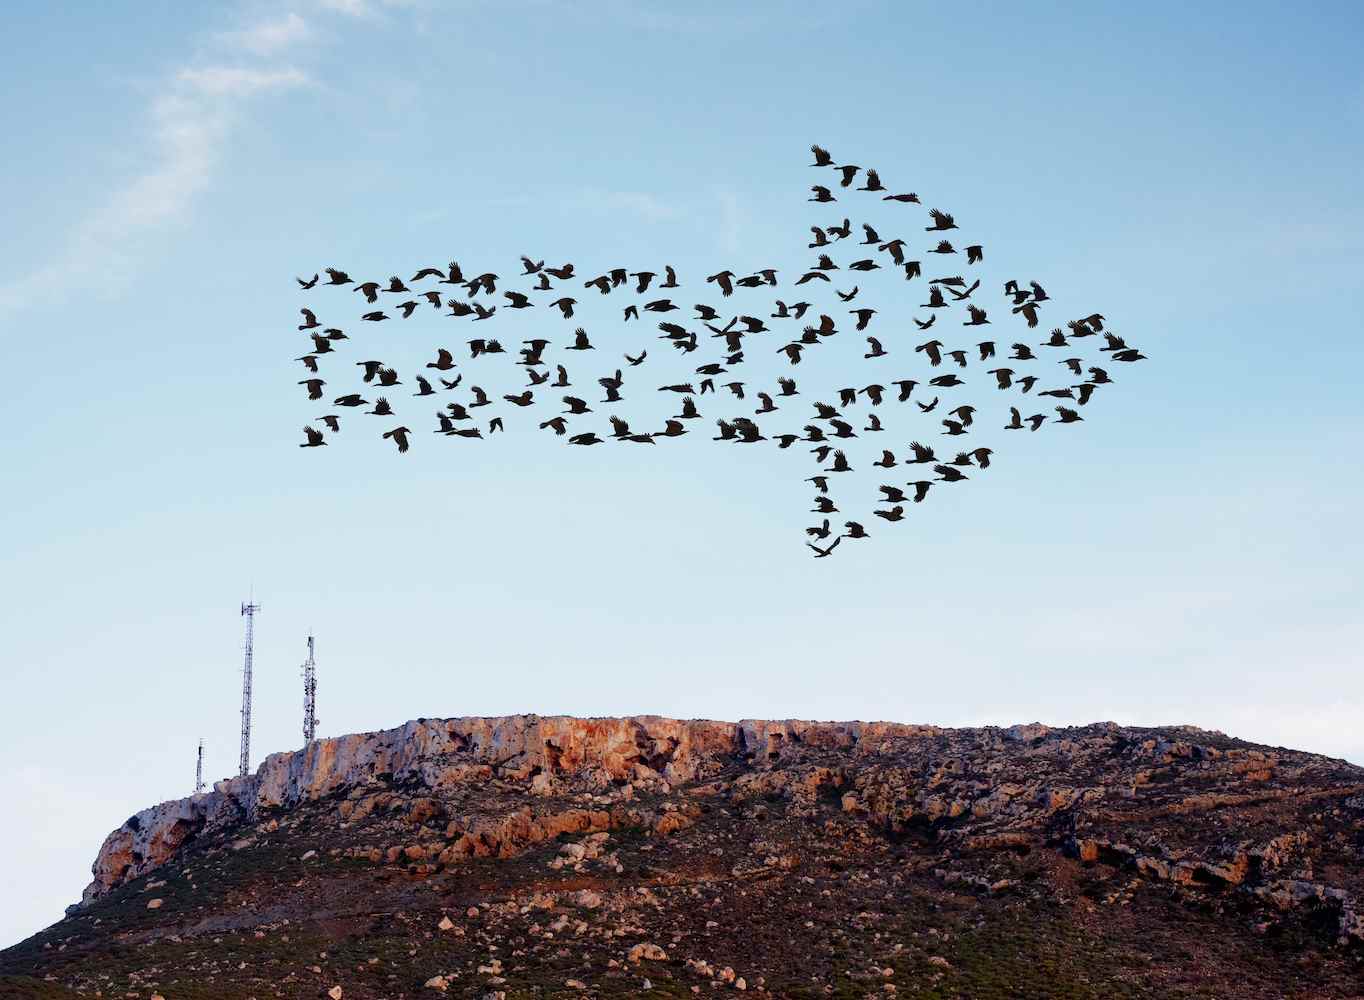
[223,12,310,55]
[0,22,312,316]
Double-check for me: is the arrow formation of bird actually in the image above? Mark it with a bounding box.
[292,144,1146,557]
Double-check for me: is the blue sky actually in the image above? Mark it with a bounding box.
[2,0,1361,947]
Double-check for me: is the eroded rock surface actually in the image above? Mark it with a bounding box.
[6,715,1363,999]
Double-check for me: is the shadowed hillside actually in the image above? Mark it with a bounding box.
[4,715,1363,998]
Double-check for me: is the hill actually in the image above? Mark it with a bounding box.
[3,714,1363,998]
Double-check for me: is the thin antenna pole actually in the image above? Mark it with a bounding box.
[239,600,261,777]
[195,739,205,795]
[302,635,317,746]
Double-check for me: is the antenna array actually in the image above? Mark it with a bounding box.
[302,635,318,746]
[239,600,261,777]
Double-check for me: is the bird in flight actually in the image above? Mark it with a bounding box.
[289,142,1143,556]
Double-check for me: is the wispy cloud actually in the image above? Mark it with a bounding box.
[177,65,309,96]
[223,12,310,55]
[318,0,370,15]
[0,19,313,315]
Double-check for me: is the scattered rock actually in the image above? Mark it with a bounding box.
[628,942,668,963]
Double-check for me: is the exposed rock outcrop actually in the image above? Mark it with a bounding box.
[9,715,1364,999]
[85,715,931,902]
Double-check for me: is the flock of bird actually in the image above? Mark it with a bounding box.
[292,145,1145,557]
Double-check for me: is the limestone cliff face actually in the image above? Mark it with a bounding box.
[24,713,1363,997]
[85,715,937,902]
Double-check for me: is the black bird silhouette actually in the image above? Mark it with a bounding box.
[427,348,457,371]
[366,397,393,417]
[1056,406,1084,423]
[808,537,841,558]
[324,268,352,285]
[300,425,327,447]
[934,464,967,482]
[875,506,905,522]
[806,519,833,542]
[1013,302,1042,327]
[916,340,943,366]
[707,271,735,297]
[297,274,319,289]
[566,328,594,351]
[319,415,340,433]
[926,209,957,231]
[965,245,983,265]
[298,308,320,330]
[809,185,836,203]
[946,279,981,301]
[810,144,834,167]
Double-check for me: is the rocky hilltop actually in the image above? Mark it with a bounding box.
[4,714,1364,999]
